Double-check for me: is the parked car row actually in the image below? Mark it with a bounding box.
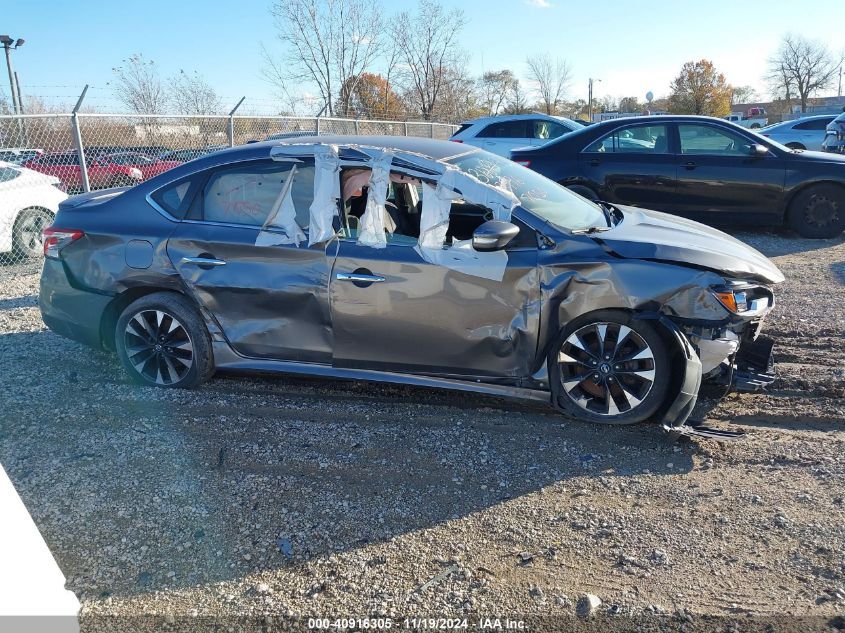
[8,146,227,193]
[450,113,844,238]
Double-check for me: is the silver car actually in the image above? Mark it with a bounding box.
[759,115,836,151]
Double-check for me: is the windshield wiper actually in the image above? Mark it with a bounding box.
[570,225,612,235]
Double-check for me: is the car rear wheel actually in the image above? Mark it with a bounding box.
[12,208,53,260]
[566,184,599,202]
[115,292,214,389]
[787,184,845,238]
[549,311,670,425]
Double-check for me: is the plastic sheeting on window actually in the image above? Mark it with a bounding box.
[308,145,341,246]
[418,174,459,249]
[255,165,307,247]
[442,169,520,221]
[356,151,394,249]
[415,167,512,282]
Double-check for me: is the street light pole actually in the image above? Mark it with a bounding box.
[14,71,24,114]
[0,35,24,115]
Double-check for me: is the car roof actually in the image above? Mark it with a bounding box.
[247,135,476,161]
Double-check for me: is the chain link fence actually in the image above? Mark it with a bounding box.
[0,113,457,268]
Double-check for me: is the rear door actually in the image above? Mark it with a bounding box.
[578,121,678,210]
[473,120,533,156]
[163,157,335,363]
[673,122,785,222]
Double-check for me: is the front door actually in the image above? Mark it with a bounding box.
[165,158,335,363]
[329,222,540,378]
[673,122,785,222]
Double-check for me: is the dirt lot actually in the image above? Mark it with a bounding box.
[0,230,843,632]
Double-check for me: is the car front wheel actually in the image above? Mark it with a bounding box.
[549,311,670,425]
[115,292,214,388]
[787,184,845,238]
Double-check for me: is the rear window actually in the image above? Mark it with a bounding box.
[477,120,530,138]
[190,160,315,228]
[451,123,473,138]
[794,118,833,131]
[151,175,201,219]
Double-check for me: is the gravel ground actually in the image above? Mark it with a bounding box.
[0,230,843,632]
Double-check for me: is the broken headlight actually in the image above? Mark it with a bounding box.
[711,281,772,316]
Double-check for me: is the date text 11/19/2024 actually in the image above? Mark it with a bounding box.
[307,617,526,630]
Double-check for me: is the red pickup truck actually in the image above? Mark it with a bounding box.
[23,152,145,192]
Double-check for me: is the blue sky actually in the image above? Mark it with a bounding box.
[2,0,843,113]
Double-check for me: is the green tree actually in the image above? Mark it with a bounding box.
[668,60,732,117]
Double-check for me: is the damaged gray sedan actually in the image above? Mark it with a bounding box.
[39,136,784,434]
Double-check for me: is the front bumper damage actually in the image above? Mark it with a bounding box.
[659,310,776,441]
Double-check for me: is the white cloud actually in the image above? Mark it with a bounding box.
[524,0,553,7]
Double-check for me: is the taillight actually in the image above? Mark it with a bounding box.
[451,139,463,143]
[514,159,531,167]
[42,227,84,258]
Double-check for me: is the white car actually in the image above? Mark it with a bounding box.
[759,115,838,151]
[450,114,581,157]
[0,161,67,260]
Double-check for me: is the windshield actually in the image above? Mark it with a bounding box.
[446,150,607,231]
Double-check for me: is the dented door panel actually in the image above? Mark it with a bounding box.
[166,222,334,363]
[330,240,540,377]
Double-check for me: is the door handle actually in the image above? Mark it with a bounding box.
[684,161,697,170]
[336,272,385,283]
[181,256,227,268]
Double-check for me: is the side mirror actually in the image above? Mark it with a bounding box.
[472,220,520,252]
[750,143,769,157]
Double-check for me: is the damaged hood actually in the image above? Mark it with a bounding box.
[597,206,785,284]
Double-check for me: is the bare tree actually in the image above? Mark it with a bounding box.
[478,69,517,116]
[504,79,530,115]
[525,54,571,115]
[110,54,167,114]
[428,64,479,122]
[730,85,758,106]
[391,0,467,120]
[767,34,843,112]
[168,70,223,115]
[265,0,382,117]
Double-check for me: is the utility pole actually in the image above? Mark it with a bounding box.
[0,35,24,114]
[588,78,601,122]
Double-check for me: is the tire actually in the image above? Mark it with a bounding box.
[750,123,761,129]
[548,310,670,425]
[787,184,845,239]
[12,208,53,260]
[786,142,805,150]
[115,292,214,388]
[566,184,600,202]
